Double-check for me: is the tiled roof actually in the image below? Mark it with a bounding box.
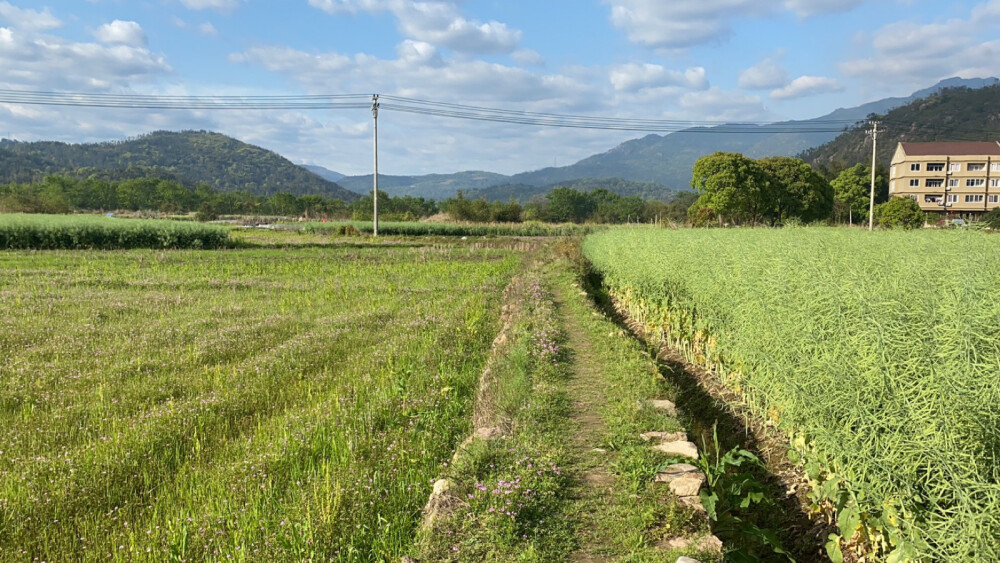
[899,141,1000,156]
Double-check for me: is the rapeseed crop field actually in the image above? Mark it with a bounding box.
[584,226,1000,561]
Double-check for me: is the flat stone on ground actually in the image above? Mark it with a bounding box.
[652,440,700,459]
[654,463,701,483]
[669,474,706,497]
[641,431,687,442]
[647,399,678,415]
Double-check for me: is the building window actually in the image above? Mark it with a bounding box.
[926,179,944,187]
[950,163,962,172]
[909,179,920,187]
[967,178,986,187]
[968,163,986,171]
[948,179,960,188]
[947,194,958,203]
[925,194,943,203]
[992,162,1000,172]
[990,195,999,204]
[992,179,1000,188]
[910,163,921,171]
[965,194,985,203]
[927,163,945,171]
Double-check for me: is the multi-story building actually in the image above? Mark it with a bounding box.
[888,141,1000,221]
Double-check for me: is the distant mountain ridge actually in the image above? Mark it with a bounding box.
[802,82,1000,169]
[335,77,998,198]
[0,131,359,201]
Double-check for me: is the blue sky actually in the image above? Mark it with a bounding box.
[0,0,998,176]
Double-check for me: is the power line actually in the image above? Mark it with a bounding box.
[0,88,862,134]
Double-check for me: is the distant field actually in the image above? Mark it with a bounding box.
[0,244,519,561]
[301,220,598,237]
[0,213,230,250]
[583,226,1000,561]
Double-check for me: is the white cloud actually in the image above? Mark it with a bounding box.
[770,75,843,99]
[179,0,241,13]
[679,87,773,122]
[738,57,789,90]
[0,26,169,92]
[512,49,544,66]
[310,0,521,53]
[94,20,147,47]
[605,0,867,49]
[198,22,218,36]
[839,1,1000,90]
[307,0,390,14]
[0,2,61,31]
[782,0,865,17]
[610,63,708,92]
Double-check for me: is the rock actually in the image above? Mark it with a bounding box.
[432,478,453,496]
[474,426,505,440]
[669,474,706,497]
[647,399,678,415]
[401,557,417,563]
[698,535,723,552]
[421,479,459,531]
[652,440,699,459]
[591,448,608,453]
[676,557,701,563]
[678,495,705,511]
[641,431,687,443]
[653,463,701,483]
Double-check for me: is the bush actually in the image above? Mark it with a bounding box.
[875,196,925,229]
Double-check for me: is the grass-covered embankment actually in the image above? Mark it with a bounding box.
[584,226,1000,561]
[414,242,720,562]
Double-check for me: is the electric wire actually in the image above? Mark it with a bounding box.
[0,88,864,134]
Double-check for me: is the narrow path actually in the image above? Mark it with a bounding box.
[556,285,618,562]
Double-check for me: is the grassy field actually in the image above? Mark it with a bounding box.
[583,226,1000,561]
[301,220,598,238]
[0,242,519,561]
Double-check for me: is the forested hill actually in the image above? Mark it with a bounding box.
[0,131,359,201]
[802,84,1000,170]
[463,177,678,203]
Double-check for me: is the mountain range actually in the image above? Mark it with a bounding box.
[336,77,999,199]
[1,77,997,204]
[0,131,359,201]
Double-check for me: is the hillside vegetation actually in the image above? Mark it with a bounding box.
[0,131,358,201]
[802,84,1000,171]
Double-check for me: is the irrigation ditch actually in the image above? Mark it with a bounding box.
[579,262,836,562]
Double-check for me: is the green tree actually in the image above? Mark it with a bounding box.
[546,187,595,223]
[875,196,925,229]
[690,152,772,226]
[830,164,888,225]
[758,156,833,224]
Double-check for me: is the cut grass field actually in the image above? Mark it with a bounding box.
[0,242,519,560]
[584,226,1000,561]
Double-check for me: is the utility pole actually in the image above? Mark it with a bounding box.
[372,94,380,237]
[867,121,881,231]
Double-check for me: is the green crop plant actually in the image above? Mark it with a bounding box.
[583,226,1000,561]
[0,213,230,249]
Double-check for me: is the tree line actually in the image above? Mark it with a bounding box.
[0,174,697,224]
[688,153,912,226]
